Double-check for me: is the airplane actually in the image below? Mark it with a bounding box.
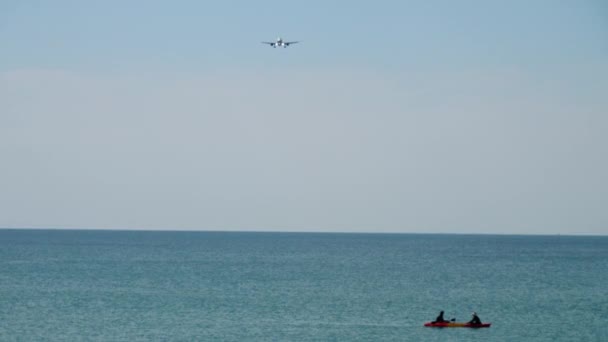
[262,37,299,48]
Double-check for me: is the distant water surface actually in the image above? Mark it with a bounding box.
[0,230,606,341]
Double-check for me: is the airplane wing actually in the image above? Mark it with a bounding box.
[284,41,299,45]
[261,42,275,45]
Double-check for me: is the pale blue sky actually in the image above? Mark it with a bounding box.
[2,0,606,71]
[1,1,607,234]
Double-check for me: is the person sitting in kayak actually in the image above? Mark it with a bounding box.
[432,311,450,323]
[468,312,482,325]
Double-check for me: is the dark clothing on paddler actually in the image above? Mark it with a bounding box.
[468,313,482,325]
[433,311,449,323]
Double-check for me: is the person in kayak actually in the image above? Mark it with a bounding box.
[468,312,482,325]
[432,311,450,323]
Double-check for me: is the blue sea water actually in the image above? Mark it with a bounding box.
[0,230,606,341]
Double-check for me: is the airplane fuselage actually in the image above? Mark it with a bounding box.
[273,38,286,48]
[265,37,297,48]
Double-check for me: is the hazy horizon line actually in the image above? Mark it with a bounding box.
[1,227,606,237]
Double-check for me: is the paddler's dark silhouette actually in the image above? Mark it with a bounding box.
[432,310,454,323]
[468,312,482,325]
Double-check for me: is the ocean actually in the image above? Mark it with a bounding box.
[0,230,606,341]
